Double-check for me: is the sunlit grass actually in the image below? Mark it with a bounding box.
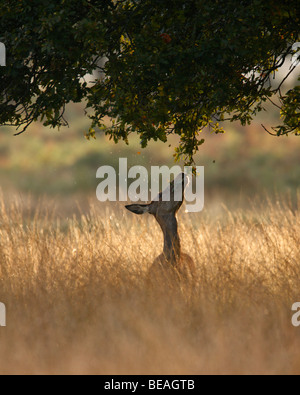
[0,196,300,374]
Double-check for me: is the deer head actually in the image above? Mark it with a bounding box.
[126,173,189,215]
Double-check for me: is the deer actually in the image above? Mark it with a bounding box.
[125,173,196,284]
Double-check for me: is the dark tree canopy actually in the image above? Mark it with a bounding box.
[0,0,299,164]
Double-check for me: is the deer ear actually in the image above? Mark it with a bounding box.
[125,204,150,215]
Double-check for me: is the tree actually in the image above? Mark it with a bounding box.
[0,0,299,165]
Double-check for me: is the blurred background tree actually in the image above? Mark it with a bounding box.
[0,0,299,165]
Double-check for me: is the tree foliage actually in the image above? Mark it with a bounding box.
[0,0,299,164]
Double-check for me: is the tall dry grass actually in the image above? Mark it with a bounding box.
[0,195,300,375]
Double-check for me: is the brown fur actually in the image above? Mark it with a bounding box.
[148,253,196,285]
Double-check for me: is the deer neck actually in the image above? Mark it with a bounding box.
[156,214,181,265]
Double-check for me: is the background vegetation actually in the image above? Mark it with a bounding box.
[0,98,299,203]
[1,0,299,163]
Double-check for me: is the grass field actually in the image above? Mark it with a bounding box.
[0,195,300,375]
